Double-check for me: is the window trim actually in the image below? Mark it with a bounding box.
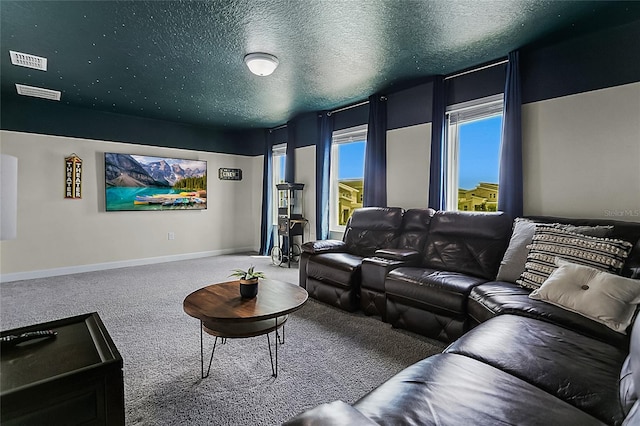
[329,124,367,233]
[444,94,503,211]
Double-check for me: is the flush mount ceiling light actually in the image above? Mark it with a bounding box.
[244,52,279,76]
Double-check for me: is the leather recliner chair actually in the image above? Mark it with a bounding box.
[360,208,436,319]
[384,211,512,340]
[299,207,404,312]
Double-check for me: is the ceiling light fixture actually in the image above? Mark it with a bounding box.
[244,53,279,76]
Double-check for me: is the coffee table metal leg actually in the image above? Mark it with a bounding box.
[266,317,279,377]
[277,324,285,344]
[200,321,218,379]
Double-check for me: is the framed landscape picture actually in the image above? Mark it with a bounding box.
[105,153,207,211]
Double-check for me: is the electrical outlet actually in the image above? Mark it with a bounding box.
[168,232,175,240]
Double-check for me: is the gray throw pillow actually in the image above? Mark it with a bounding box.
[496,218,537,283]
[530,259,640,333]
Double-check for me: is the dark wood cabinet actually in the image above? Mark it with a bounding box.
[1,313,124,425]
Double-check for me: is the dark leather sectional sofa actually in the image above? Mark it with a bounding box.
[289,207,640,425]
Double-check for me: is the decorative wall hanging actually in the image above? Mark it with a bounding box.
[104,153,207,211]
[65,154,82,199]
[218,168,242,181]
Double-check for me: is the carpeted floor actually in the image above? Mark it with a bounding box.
[0,254,445,425]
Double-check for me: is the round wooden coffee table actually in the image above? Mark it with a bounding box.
[183,279,308,378]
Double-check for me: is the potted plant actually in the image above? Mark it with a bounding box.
[229,266,265,299]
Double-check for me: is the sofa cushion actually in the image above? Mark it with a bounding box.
[468,281,628,348]
[284,400,377,426]
[421,211,512,280]
[306,253,364,288]
[530,259,640,333]
[517,225,633,290]
[301,239,346,254]
[343,207,404,257]
[445,315,627,425]
[353,353,605,426]
[396,208,435,251]
[621,317,640,424]
[386,267,487,316]
[621,356,636,417]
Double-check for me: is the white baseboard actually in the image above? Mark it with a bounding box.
[0,247,255,283]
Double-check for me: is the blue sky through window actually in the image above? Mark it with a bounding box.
[279,154,286,181]
[338,141,366,179]
[458,115,502,189]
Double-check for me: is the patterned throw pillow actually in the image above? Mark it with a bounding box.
[496,219,614,283]
[516,225,633,290]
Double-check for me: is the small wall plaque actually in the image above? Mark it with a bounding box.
[218,168,242,181]
[65,154,82,199]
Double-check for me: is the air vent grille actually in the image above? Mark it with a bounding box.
[10,50,47,71]
[16,84,61,101]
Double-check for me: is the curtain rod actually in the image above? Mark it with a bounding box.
[328,100,369,116]
[444,58,508,81]
[268,124,287,133]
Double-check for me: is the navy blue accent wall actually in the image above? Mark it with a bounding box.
[269,127,288,145]
[332,103,369,131]
[387,82,433,130]
[521,20,640,105]
[294,112,320,148]
[446,62,506,106]
[1,95,263,156]
[230,128,266,155]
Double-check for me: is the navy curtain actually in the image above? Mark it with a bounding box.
[363,94,387,207]
[498,51,523,219]
[285,120,296,183]
[316,112,333,240]
[259,130,275,255]
[428,75,445,210]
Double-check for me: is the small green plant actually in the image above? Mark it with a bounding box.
[229,265,266,281]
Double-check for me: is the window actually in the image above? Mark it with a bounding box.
[272,143,286,225]
[444,94,503,212]
[330,124,367,231]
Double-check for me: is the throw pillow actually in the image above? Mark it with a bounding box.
[516,225,632,290]
[496,219,615,283]
[530,259,640,333]
[496,218,537,282]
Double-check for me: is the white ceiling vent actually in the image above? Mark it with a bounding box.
[16,84,61,101]
[10,50,47,71]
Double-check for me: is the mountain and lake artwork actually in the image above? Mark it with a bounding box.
[105,153,207,211]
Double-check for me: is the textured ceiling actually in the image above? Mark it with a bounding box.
[1,1,638,130]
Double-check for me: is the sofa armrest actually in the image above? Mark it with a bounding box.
[374,248,421,262]
[362,256,416,293]
[301,240,346,254]
[283,401,377,426]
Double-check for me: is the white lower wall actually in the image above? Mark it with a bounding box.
[387,123,431,209]
[0,131,259,282]
[522,82,640,221]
